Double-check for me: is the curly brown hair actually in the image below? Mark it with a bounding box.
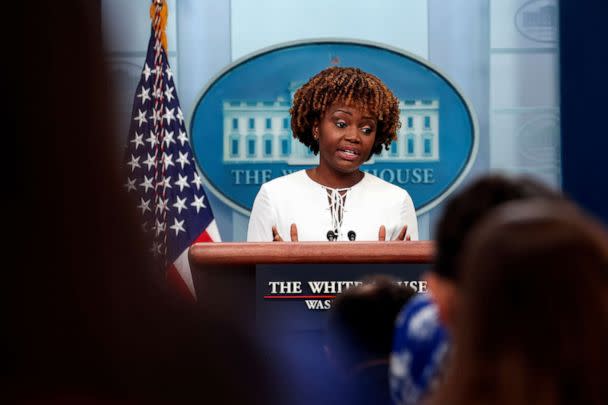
[289,66,401,159]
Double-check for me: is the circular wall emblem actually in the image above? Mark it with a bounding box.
[189,39,478,215]
[517,113,561,185]
[515,0,559,43]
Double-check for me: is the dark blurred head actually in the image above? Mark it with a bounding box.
[433,174,561,282]
[326,275,416,372]
[6,2,275,403]
[434,200,608,405]
[427,174,561,327]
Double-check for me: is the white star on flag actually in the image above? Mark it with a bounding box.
[173,196,187,214]
[137,86,151,104]
[143,153,156,171]
[177,130,188,146]
[157,176,172,191]
[153,86,163,99]
[127,155,141,171]
[138,198,151,214]
[156,197,169,214]
[175,174,190,192]
[142,63,152,81]
[134,109,147,127]
[191,195,206,213]
[140,175,155,192]
[163,130,175,148]
[124,178,137,192]
[163,107,176,125]
[170,218,186,236]
[146,131,158,148]
[176,151,190,169]
[154,219,166,236]
[164,86,175,102]
[131,132,145,150]
[192,172,203,190]
[149,109,162,126]
[162,152,175,169]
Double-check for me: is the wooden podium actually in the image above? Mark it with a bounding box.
[189,241,435,400]
[189,240,434,265]
[188,241,434,330]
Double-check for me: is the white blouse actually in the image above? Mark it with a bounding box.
[247,170,419,242]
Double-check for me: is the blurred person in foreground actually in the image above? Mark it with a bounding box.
[390,294,448,405]
[5,2,275,403]
[432,199,608,405]
[390,174,562,405]
[324,275,416,405]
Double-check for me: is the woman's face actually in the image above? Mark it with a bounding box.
[314,103,377,175]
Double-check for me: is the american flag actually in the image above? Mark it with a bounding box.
[124,0,220,301]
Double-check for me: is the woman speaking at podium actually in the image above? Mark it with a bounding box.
[247,66,418,242]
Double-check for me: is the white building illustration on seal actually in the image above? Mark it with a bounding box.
[222,85,439,164]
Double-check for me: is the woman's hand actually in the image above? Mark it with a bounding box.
[378,225,411,241]
[272,224,299,242]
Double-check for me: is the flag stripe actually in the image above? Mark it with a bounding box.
[166,263,196,303]
[170,247,196,300]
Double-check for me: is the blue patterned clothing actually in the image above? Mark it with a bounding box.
[389,294,449,405]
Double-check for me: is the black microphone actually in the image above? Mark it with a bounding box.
[347,230,356,241]
[327,230,337,241]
